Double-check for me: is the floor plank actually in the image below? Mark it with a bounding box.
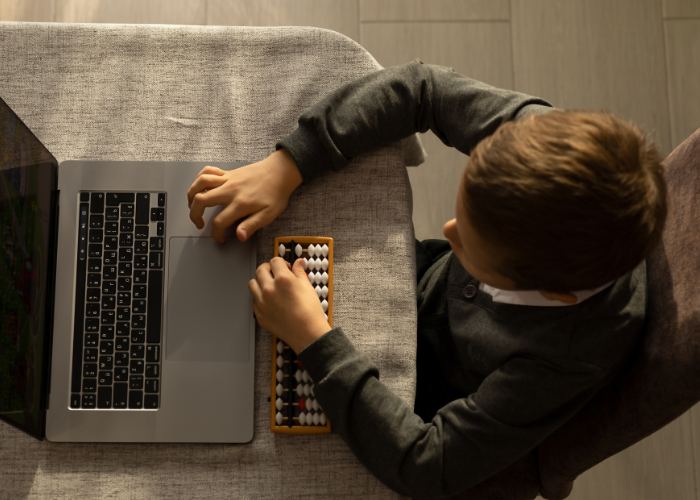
[566,411,698,500]
[207,0,359,42]
[360,21,513,240]
[359,0,508,22]
[664,19,700,148]
[511,0,672,155]
[0,0,54,21]
[53,0,207,24]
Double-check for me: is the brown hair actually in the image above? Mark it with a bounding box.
[464,110,667,293]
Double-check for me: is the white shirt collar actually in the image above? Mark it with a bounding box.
[479,281,614,307]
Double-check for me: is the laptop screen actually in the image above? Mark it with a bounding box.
[0,97,58,439]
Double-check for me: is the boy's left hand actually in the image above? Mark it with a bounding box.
[248,257,332,353]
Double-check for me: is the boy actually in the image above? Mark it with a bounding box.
[186,61,666,497]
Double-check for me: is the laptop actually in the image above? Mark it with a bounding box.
[0,96,257,443]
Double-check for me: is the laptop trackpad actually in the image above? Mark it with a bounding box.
[165,237,253,362]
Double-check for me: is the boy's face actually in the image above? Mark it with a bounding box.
[442,180,518,290]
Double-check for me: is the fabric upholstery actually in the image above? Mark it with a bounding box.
[0,22,423,499]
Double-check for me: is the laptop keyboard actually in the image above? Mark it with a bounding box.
[69,191,165,410]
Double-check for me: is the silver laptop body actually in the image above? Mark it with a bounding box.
[45,160,257,443]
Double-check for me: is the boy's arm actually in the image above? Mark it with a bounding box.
[299,328,606,497]
[276,60,552,182]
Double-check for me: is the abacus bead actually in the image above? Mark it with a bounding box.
[278,244,285,257]
[275,412,283,425]
[316,272,323,284]
[303,257,309,270]
[296,384,305,397]
[324,313,328,321]
[276,383,283,396]
[315,285,322,298]
[294,369,302,382]
[321,300,328,312]
[299,397,306,411]
[321,244,329,257]
[295,244,303,257]
[276,355,283,368]
[321,272,329,285]
[304,384,311,396]
[307,271,315,282]
[313,413,320,425]
[306,244,314,256]
[310,385,315,396]
[276,369,283,382]
[276,398,283,411]
[321,258,329,271]
[320,413,327,425]
[299,413,306,425]
[321,285,328,298]
[306,397,313,409]
[277,341,284,354]
[301,370,309,382]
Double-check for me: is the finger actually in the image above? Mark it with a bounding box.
[195,165,226,178]
[187,174,228,208]
[235,209,274,242]
[189,188,230,229]
[211,201,246,244]
[248,278,262,305]
[255,261,274,289]
[270,256,292,278]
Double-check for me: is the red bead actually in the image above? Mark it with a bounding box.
[299,398,306,411]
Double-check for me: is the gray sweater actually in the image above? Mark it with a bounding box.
[276,60,646,497]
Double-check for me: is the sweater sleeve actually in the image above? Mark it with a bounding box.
[299,327,606,497]
[276,60,552,182]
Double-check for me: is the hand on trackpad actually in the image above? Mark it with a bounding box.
[165,237,254,362]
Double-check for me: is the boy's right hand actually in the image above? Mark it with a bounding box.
[187,149,303,244]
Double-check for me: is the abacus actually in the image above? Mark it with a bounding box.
[270,236,334,434]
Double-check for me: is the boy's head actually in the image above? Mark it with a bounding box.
[443,110,667,295]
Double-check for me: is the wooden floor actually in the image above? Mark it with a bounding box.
[2,1,699,499]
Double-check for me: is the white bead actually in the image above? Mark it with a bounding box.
[321,300,328,312]
[303,384,311,396]
[276,383,283,396]
[321,258,329,271]
[320,413,327,425]
[307,271,314,282]
[324,313,328,321]
[275,412,283,425]
[315,285,322,298]
[294,369,302,382]
[296,384,304,397]
[303,257,309,270]
[276,341,284,354]
[321,272,329,285]
[312,399,319,411]
[306,244,314,256]
[313,413,320,425]
[306,397,313,409]
[310,385,315,396]
[278,244,286,257]
[295,243,303,257]
[321,244,329,257]
[276,369,283,382]
[321,285,328,298]
[299,412,306,425]
[302,370,310,382]
[276,355,283,368]
[276,398,283,411]
[314,258,321,270]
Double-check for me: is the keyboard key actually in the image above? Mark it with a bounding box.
[106,192,135,206]
[83,348,98,363]
[144,394,159,409]
[100,325,115,340]
[99,356,114,371]
[131,329,145,343]
[119,233,133,247]
[90,192,104,214]
[121,203,134,218]
[105,207,119,220]
[148,252,163,269]
[158,193,166,207]
[82,378,97,392]
[149,237,163,251]
[133,270,147,284]
[98,370,113,386]
[132,300,146,314]
[145,379,159,394]
[119,247,134,262]
[120,218,134,233]
[130,344,144,359]
[102,295,115,310]
[97,387,112,408]
[88,244,102,258]
[83,363,97,378]
[129,375,144,390]
[103,251,117,266]
[105,221,118,235]
[82,394,96,408]
[85,333,99,347]
[145,363,159,378]
[104,236,118,250]
[132,314,146,329]
[114,366,129,381]
[146,345,160,363]
[135,240,149,254]
[133,286,146,300]
[89,229,102,243]
[89,214,104,229]
[70,393,81,408]
[128,390,143,409]
[115,353,129,367]
[99,341,114,355]
[116,321,130,336]
[80,192,89,202]
[117,293,131,307]
[102,280,116,295]
[114,383,128,408]
[135,193,150,225]
[86,288,100,302]
[157,222,164,236]
[150,208,164,221]
[101,310,115,325]
[135,225,149,239]
[87,274,101,288]
[147,270,163,343]
[115,337,129,351]
[85,319,99,333]
[130,360,144,375]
